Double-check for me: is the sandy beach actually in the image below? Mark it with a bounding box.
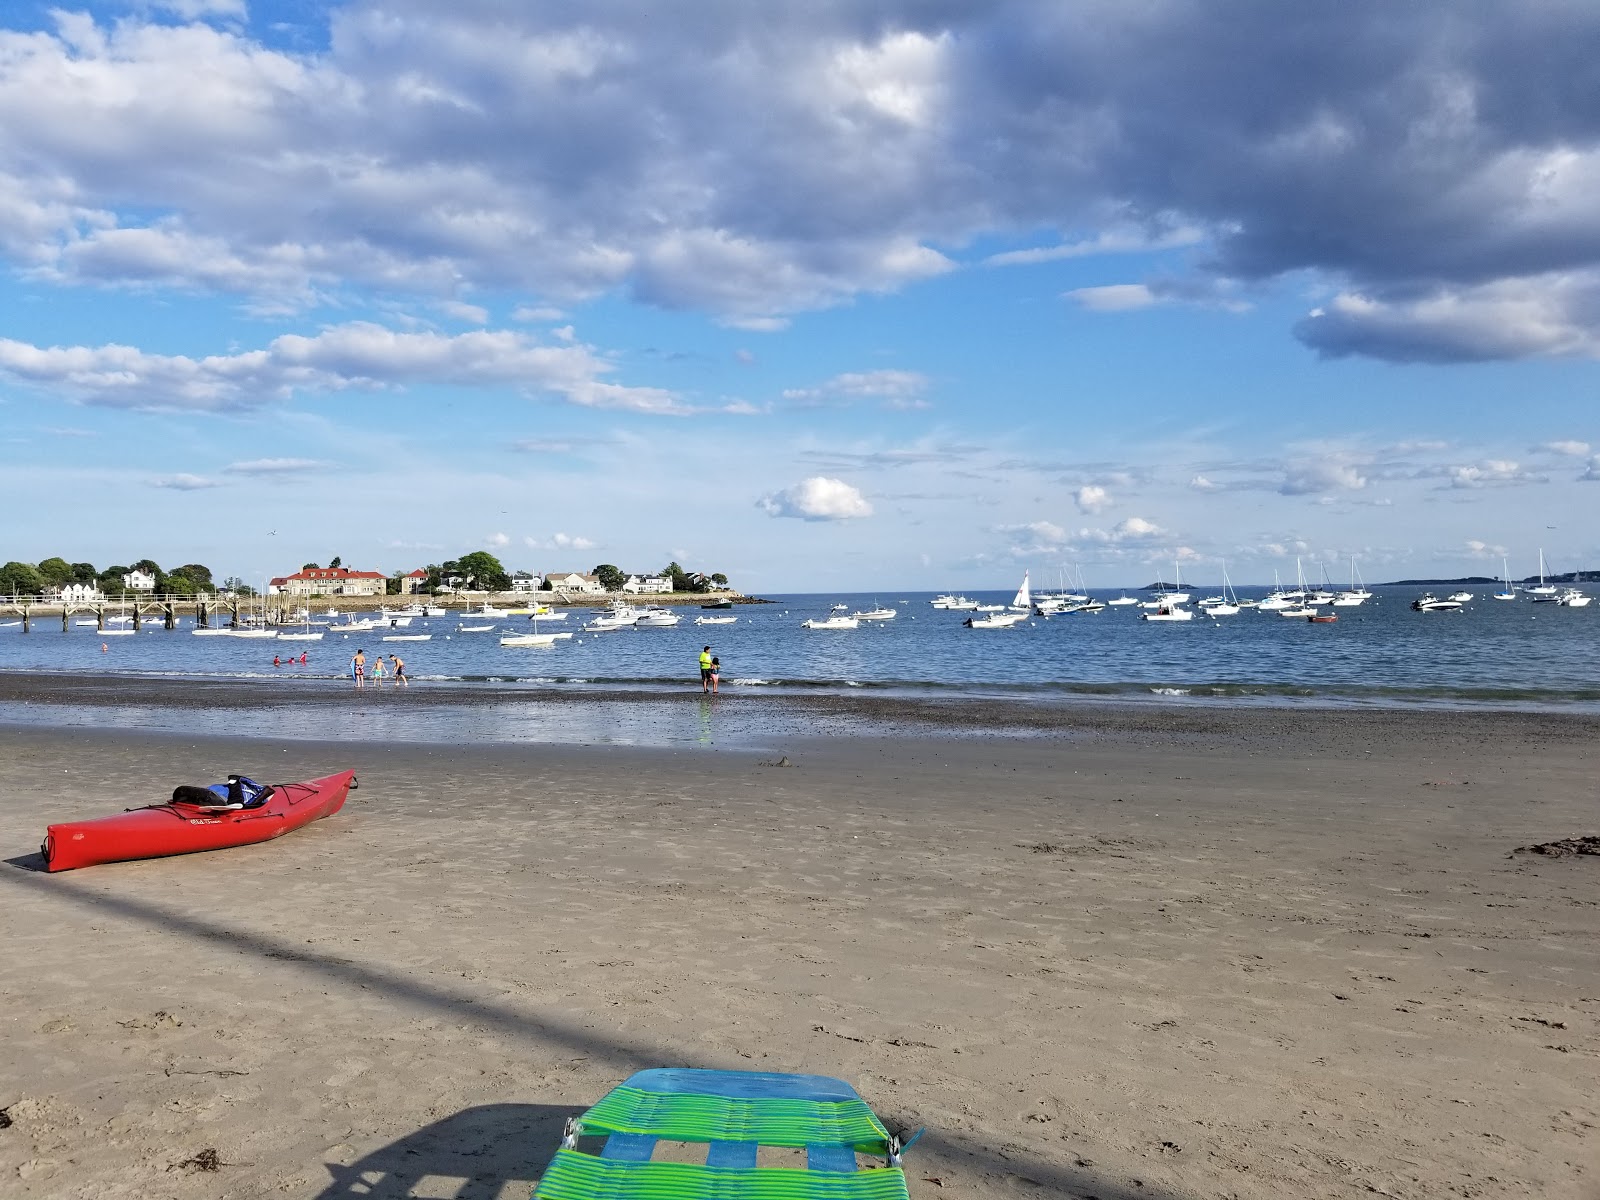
[1,704,1596,1199]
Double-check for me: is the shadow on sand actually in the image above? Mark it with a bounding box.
[4,865,1176,1200]
[314,1103,573,1199]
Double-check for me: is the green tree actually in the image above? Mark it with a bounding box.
[661,561,711,593]
[329,555,343,569]
[302,562,320,571]
[70,562,97,584]
[36,557,73,588]
[455,551,510,592]
[592,563,626,592]
[386,572,405,596]
[172,563,213,585]
[710,572,729,587]
[133,558,162,577]
[0,561,43,596]
[98,565,131,595]
[539,577,554,591]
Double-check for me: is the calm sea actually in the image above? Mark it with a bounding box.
[1,587,1596,711]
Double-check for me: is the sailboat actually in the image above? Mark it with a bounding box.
[1527,549,1558,597]
[1276,559,1320,617]
[1009,570,1033,612]
[1332,557,1371,607]
[1492,558,1516,601]
[1202,565,1241,615]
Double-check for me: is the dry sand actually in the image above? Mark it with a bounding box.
[1,706,1596,1199]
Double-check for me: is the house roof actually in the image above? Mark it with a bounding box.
[284,568,386,581]
[406,569,428,578]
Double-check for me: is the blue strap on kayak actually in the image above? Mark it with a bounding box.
[601,1133,658,1161]
[705,1140,758,1168]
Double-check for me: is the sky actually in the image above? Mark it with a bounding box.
[2,1,1598,591]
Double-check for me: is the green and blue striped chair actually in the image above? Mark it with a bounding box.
[535,1068,921,1198]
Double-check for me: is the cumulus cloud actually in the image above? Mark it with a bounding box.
[0,323,680,413]
[1443,460,1544,489]
[1,5,1597,357]
[1465,539,1509,559]
[151,473,220,490]
[757,477,872,521]
[1074,484,1111,514]
[1279,461,1367,496]
[1113,516,1163,539]
[487,532,511,548]
[996,520,1068,554]
[1537,439,1591,457]
[523,532,597,551]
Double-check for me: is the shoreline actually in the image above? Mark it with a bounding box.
[2,720,1595,1198]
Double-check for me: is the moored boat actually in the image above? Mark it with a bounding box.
[42,770,356,872]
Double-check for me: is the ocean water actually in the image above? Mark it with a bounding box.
[0,588,1596,711]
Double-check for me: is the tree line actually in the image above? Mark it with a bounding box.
[0,557,245,598]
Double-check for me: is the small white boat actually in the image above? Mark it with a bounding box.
[1526,549,1558,597]
[634,607,682,627]
[501,632,560,647]
[191,627,232,637]
[831,603,849,612]
[802,616,859,630]
[586,602,641,630]
[930,594,980,610]
[476,604,510,617]
[695,615,738,625]
[1412,593,1463,612]
[99,628,136,636]
[973,603,1008,612]
[851,606,896,621]
[1447,592,1474,603]
[383,634,432,642]
[1142,604,1193,622]
[1492,558,1517,600]
[0,620,20,628]
[1332,557,1372,606]
[458,624,496,633]
[1106,593,1140,607]
[1010,571,1033,612]
[423,605,449,617]
[1556,587,1592,607]
[964,611,1027,628]
[73,619,99,627]
[277,632,325,642]
[226,628,279,639]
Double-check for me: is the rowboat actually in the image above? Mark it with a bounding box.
[42,770,356,872]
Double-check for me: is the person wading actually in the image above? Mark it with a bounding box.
[699,645,713,693]
[351,648,366,689]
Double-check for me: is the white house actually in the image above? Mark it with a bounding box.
[510,572,542,594]
[277,567,387,598]
[122,569,157,591]
[55,582,105,604]
[621,574,674,594]
[544,571,606,594]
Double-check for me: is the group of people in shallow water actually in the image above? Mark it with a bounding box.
[271,653,310,667]
[349,648,407,688]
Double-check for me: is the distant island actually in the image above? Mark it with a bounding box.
[1383,571,1596,586]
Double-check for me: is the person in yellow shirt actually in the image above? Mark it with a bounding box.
[699,645,713,693]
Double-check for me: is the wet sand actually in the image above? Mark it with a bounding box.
[1,709,1596,1199]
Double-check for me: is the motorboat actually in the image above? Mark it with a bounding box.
[585,602,641,630]
[1556,587,1592,607]
[458,624,495,632]
[423,605,449,617]
[225,628,278,639]
[964,611,1027,628]
[802,616,859,629]
[851,606,896,621]
[1308,613,1338,623]
[1447,592,1473,603]
[694,615,738,625]
[277,631,325,642]
[701,598,734,610]
[1141,602,1193,622]
[1106,593,1140,606]
[382,633,432,642]
[931,594,980,610]
[1412,593,1463,612]
[973,603,1008,612]
[634,607,682,627]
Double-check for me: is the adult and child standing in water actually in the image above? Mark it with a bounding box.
[350,649,407,688]
[699,645,720,694]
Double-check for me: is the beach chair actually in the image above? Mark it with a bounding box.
[534,1068,921,1198]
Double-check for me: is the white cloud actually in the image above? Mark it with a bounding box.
[1189,474,1219,491]
[1280,461,1367,496]
[487,531,511,548]
[154,1,248,17]
[524,532,598,551]
[996,520,1068,553]
[227,457,327,474]
[152,473,221,490]
[1065,284,1157,312]
[1113,516,1163,539]
[1537,439,1591,457]
[984,224,1204,267]
[1465,539,1509,559]
[1074,484,1111,514]
[437,300,489,324]
[0,323,683,414]
[1444,459,1543,489]
[757,477,872,521]
[783,369,931,409]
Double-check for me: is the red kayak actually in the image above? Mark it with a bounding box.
[42,770,356,872]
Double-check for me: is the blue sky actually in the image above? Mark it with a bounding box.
[2,1,1598,590]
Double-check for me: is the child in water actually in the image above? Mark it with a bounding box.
[709,655,720,694]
